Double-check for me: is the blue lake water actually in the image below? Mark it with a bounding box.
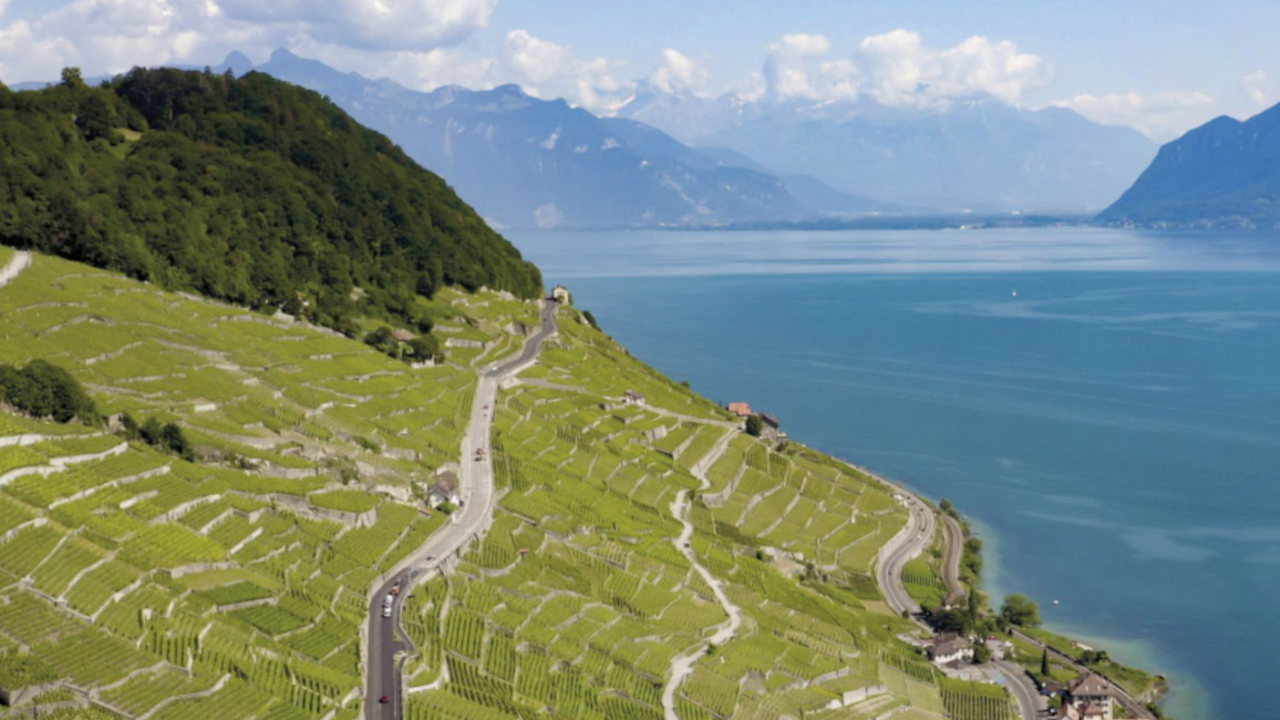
[507,227,1280,720]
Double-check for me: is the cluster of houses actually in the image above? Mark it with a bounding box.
[923,633,1118,720]
[726,401,787,441]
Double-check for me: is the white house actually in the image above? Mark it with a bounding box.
[927,633,974,666]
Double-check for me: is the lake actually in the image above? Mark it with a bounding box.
[507,227,1280,720]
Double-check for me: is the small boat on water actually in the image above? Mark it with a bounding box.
[1012,290,1018,298]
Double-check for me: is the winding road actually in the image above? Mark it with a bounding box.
[875,488,936,616]
[364,300,558,720]
[940,513,966,605]
[997,660,1046,720]
[662,430,743,720]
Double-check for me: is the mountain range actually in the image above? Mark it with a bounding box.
[616,83,1159,214]
[10,50,1166,228]
[250,49,882,229]
[1099,100,1280,227]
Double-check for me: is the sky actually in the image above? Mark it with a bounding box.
[0,0,1276,140]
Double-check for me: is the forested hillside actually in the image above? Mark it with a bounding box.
[0,67,541,334]
[1099,101,1280,226]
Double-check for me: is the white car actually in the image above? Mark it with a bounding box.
[382,604,392,619]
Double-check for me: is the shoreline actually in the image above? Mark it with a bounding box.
[839,455,1182,719]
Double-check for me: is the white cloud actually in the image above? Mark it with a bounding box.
[762,33,839,100]
[0,0,497,84]
[1050,91,1216,140]
[496,29,630,112]
[751,29,1050,107]
[213,0,497,51]
[647,48,707,95]
[1240,70,1272,107]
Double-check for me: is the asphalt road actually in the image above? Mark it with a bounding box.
[940,513,966,605]
[876,490,936,616]
[364,300,558,720]
[997,660,1046,720]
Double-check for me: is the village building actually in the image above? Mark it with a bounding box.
[727,402,753,418]
[427,470,461,509]
[1063,674,1115,720]
[392,328,417,342]
[551,285,572,304]
[622,390,647,406]
[759,412,788,442]
[926,633,974,666]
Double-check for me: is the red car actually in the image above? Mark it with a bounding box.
[379,695,390,704]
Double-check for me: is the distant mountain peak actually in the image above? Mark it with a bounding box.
[244,50,823,228]
[1099,99,1280,227]
[220,51,254,76]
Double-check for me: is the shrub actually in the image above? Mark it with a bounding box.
[0,360,99,425]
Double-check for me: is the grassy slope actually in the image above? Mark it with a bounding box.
[0,252,529,719]
[400,312,1012,720]
[0,253,1019,719]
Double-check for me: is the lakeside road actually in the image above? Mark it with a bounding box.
[940,514,966,605]
[869,473,1042,720]
[997,660,1047,719]
[364,300,558,720]
[1009,628,1157,720]
[875,487,936,616]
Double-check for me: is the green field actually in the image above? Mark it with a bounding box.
[0,253,543,718]
[398,312,950,720]
[0,251,1014,720]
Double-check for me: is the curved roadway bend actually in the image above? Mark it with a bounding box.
[997,660,1047,720]
[940,514,966,605]
[364,300,559,720]
[871,474,1045,720]
[875,489,936,616]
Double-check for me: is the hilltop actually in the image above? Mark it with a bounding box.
[0,67,541,336]
[1099,101,1280,227]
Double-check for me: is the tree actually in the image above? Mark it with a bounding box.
[139,416,163,446]
[0,360,98,425]
[60,67,86,90]
[581,310,597,329]
[1040,647,1050,677]
[967,589,982,628]
[76,93,114,141]
[1000,594,1042,628]
[745,415,764,437]
[929,607,968,634]
[408,335,442,362]
[160,422,193,461]
[120,412,139,440]
[940,498,953,514]
[973,643,992,664]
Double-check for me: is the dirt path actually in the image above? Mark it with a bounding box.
[662,431,744,720]
[0,250,31,289]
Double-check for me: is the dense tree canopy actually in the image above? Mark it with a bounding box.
[0,67,542,334]
[0,360,98,425]
[999,593,1042,628]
